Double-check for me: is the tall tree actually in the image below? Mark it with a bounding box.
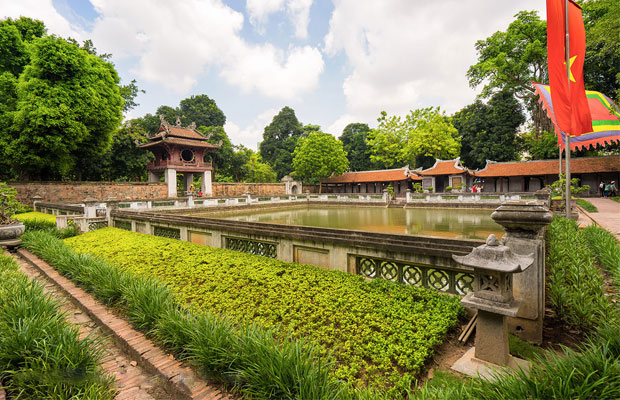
[293,131,349,184]
[367,107,461,169]
[2,34,123,180]
[339,123,375,171]
[453,90,525,169]
[467,11,550,133]
[259,106,303,179]
[179,94,226,127]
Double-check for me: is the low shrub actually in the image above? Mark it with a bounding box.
[545,216,616,332]
[22,231,371,399]
[60,227,463,395]
[0,253,114,399]
[576,198,598,212]
[14,211,78,238]
[582,225,620,286]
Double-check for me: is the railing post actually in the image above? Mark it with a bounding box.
[490,201,553,344]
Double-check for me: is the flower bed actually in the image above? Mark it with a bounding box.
[64,227,463,395]
[14,212,57,224]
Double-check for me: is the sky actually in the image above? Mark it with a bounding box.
[1,0,545,150]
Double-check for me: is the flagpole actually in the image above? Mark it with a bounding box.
[565,0,572,218]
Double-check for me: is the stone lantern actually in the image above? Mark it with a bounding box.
[451,234,534,378]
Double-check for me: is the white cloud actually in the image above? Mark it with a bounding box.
[0,0,84,39]
[225,108,280,150]
[247,0,313,39]
[324,0,546,125]
[85,0,323,97]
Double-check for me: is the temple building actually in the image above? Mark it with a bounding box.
[320,167,420,197]
[320,155,620,195]
[140,117,221,197]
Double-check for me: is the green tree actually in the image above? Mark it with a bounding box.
[339,123,375,171]
[453,90,525,169]
[259,106,304,179]
[179,94,226,127]
[467,11,550,133]
[3,35,123,180]
[367,107,460,169]
[582,0,620,102]
[521,130,560,160]
[293,131,348,184]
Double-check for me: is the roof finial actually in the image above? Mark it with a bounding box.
[175,116,182,126]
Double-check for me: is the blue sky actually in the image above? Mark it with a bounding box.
[2,0,545,149]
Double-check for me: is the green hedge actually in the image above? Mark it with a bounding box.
[14,211,78,238]
[61,227,463,396]
[0,253,114,399]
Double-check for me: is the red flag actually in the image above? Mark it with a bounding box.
[546,0,592,135]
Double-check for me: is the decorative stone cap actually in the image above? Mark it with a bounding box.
[491,201,553,233]
[452,234,534,274]
[83,197,98,204]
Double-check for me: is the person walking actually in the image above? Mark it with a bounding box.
[604,182,611,198]
[599,181,605,197]
[611,181,617,197]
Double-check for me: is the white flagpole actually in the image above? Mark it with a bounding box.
[565,0,572,218]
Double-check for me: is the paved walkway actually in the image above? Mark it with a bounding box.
[580,198,620,240]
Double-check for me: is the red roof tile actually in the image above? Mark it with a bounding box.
[419,158,469,176]
[474,156,620,177]
[322,168,420,183]
[140,137,220,149]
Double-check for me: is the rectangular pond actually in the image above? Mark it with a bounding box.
[191,205,503,240]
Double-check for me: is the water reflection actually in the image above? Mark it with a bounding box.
[195,206,503,240]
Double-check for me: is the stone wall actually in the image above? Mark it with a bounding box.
[10,182,168,204]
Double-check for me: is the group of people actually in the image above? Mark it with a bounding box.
[599,181,617,197]
[187,184,203,197]
[470,184,484,193]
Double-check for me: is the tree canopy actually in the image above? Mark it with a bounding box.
[259,106,304,180]
[293,131,348,184]
[339,123,376,171]
[367,107,460,169]
[453,90,525,169]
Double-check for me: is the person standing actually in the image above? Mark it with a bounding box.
[611,181,617,197]
[599,181,605,197]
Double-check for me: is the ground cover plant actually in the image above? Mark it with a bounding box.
[59,227,463,396]
[0,253,114,399]
[23,231,387,399]
[576,198,598,212]
[582,225,620,286]
[14,211,77,238]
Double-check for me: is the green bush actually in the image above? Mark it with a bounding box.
[582,225,620,286]
[545,216,616,332]
[22,231,379,399]
[14,211,78,238]
[576,198,598,212]
[60,227,463,395]
[0,254,114,399]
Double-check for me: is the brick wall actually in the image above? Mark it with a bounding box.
[10,182,168,204]
[212,182,286,197]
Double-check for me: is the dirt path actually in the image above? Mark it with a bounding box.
[9,252,176,400]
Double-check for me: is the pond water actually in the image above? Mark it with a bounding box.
[201,206,503,240]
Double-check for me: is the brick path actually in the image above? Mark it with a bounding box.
[11,250,232,400]
[580,198,620,240]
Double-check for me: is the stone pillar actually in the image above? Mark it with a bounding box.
[491,201,553,344]
[184,173,194,194]
[31,195,43,211]
[164,168,177,198]
[83,197,98,218]
[148,171,160,183]
[201,170,212,197]
[106,197,119,226]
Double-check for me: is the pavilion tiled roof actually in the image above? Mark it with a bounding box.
[140,137,220,149]
[139,117,221,150]
[474,156,620,177]
[418,158,470,176]
[322,168,421,184]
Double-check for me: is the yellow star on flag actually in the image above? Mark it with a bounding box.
[563,55,578,82]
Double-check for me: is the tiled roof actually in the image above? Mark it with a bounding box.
[474,156,620,177]
[154,125,207,141]
[418,158,469,176]
[140,137,220,149]
[322,168,420,183]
